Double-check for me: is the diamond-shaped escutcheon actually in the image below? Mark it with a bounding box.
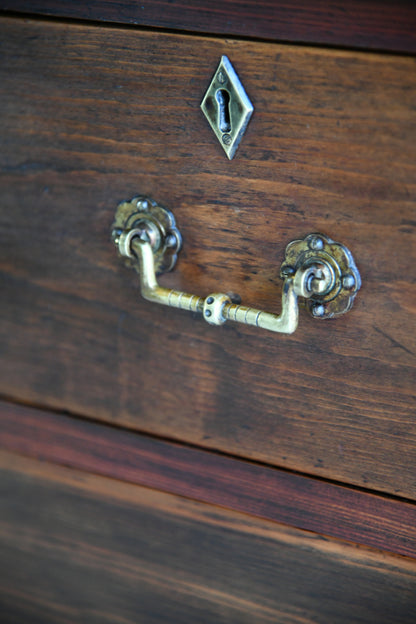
[200,56,254,160]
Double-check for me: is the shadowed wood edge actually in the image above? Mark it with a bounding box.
[1,399,415,559]
[0,0,416,54]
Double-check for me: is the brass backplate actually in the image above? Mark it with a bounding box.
[111,196,181,274]
[280,233,361,318]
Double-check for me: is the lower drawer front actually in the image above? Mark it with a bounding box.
[1,451,415,624]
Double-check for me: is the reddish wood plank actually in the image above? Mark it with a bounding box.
[1,0,416,53]
[1,400,415,559]
[2,452,416,624]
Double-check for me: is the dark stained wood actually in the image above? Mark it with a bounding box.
[1,0,416,54]
[1,450,416,624]
[1,400,416,559]
[0,18,415,498]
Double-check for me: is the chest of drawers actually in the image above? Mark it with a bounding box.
[1,2,415,621]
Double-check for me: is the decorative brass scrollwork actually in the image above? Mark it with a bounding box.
[112,196,361,335]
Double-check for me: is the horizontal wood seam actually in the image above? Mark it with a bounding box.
[1,399,415,559]
[0,6,416,57]
[0,0,416,53]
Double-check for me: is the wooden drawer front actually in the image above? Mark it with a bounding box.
[1,451,416,624]
[0,17,415,498]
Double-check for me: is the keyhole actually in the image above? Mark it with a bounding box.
[216,89,231,133]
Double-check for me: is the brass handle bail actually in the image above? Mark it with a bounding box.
[112,196,361,334]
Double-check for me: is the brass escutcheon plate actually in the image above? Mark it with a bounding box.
[201,56,254,160]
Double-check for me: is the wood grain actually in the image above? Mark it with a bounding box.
[1,0,416,53]
[1,400,416,559]
[0,18,415,497]
[1,450,416,624]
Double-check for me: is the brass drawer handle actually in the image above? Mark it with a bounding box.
[112,196,360,334]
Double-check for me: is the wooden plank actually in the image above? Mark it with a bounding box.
[1,451,416,624]
[1,0,416,53]
[1,400,415,559]
[0,18,415,498]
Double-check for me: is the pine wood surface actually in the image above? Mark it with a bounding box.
[1,0,416,53]
[0,18,415,497]
[2,400,415,558]
[1,450,416,624]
